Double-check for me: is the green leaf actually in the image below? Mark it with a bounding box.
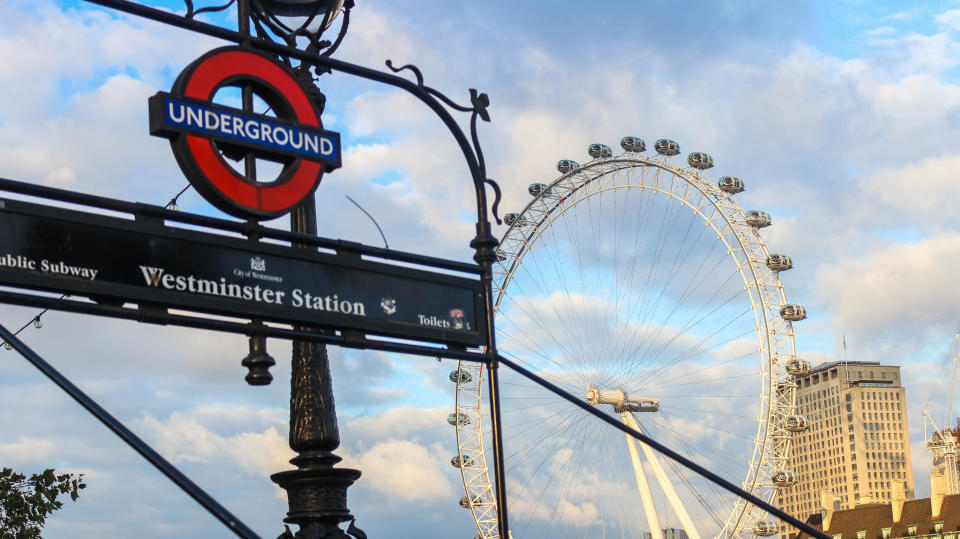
[0,467,85,536]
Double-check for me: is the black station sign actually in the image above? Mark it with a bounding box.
[0,198,483,346]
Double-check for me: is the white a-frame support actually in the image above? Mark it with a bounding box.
[621,411,702,539]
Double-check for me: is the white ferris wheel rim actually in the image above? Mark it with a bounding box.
[452,148,800,539]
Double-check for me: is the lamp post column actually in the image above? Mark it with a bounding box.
[270,197,362,539]
[232,1,361,536]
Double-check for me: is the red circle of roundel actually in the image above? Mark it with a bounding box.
[168,47,325,220]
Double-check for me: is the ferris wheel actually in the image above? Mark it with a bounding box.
[448,137,812,538]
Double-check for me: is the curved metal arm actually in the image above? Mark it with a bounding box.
[85,0,496,240]
[185,0,236,19]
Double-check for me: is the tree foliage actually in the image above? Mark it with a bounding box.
[0,468,85,538]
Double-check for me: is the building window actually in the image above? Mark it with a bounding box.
[882,528,891,539]
[936,522,944,533]
[856,531,866,539]
[907,525,917,536]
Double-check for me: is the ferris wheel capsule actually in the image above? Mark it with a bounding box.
[447,413,470,426]
[687,152,714,170]
[771,469,798,488]
[529,183,551,197]
[766,254,793,271]
[588,143,613,159]
[744,210,772,228]
[460,495,482,508]
[451,455,475,468]
[654,138,680,156]
[718,176,745,194]
[504,213,529,227]
[780,304,807,322]
[494,249,509,263]
[753,521,779,536]
[620,136,646,153]
[557,159,580,173]
[784,358,811,376]
[449,369,473,383]
[781,414,809,432]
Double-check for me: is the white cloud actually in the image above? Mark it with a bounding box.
[137,409,294,477]
[0,436,57,464]
[341,439,453,501]
[858,153,960,229]
[814,232,960,342]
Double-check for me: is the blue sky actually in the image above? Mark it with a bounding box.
[5,0,960,537]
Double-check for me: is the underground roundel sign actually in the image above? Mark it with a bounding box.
[148,46,341,220]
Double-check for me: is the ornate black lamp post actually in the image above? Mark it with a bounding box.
[233,1,363,537]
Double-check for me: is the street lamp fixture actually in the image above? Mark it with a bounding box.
[250,0,351,54]
[257,0,343,21]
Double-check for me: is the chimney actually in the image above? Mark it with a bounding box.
[821,490,840,530]
[931,473,947,518]
[892,481,906,523]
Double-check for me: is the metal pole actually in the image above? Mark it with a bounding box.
[271,194,361,539]
[233,3,360,536]
[0,324,261,539]
[473,222,510,538]
[485,345,510,537]
[237,0,256,180]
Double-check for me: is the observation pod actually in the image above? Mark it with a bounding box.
[771,469,798,488]
[687,152,714,170]
[654,138,681,156]
[753,521,779,537]
[504,213,529,227]
[780,304,807,322]
[557,159,580,173]
[718,176,745,194]
[449,369,473,384]
[495,249,508,263]
[784,358,811,376]
[745,210,772,228]
[447,413,470,426]
[451,455,475,468]
[766,254,793,272]
[620,136,646,153]
[460,495,481,508]
[588,143,613,159]
[781,414,809,432]
[528,183,551,197]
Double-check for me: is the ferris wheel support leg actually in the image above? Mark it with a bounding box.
[623,412,702,539]
[621,412,663,539]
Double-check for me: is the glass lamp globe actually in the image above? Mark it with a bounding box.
[259,0,345,28]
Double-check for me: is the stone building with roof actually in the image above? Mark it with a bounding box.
[796,474,959,539]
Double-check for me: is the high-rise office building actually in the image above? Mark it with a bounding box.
[777,361,914,537]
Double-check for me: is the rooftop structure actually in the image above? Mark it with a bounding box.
[797,474,957,539]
